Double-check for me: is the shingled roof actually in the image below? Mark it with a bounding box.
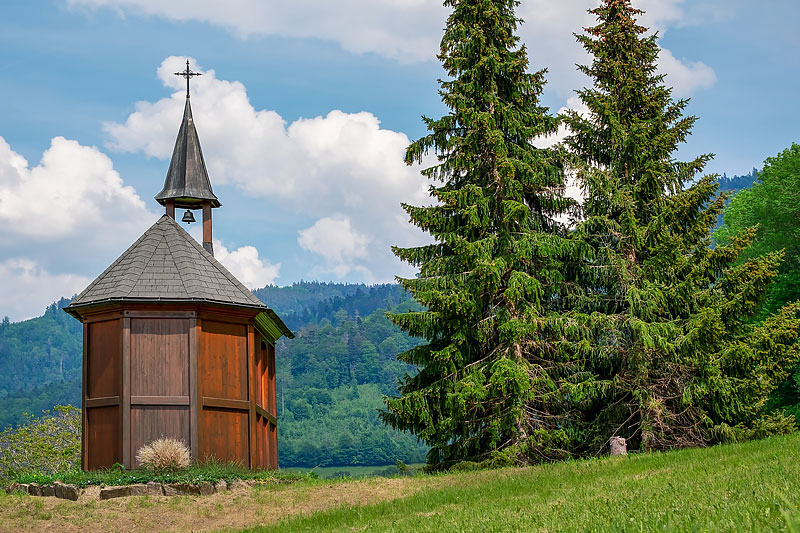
[65,215,291,337]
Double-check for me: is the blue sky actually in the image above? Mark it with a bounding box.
[0,0,798,320]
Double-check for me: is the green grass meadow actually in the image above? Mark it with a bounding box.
[250,434,800,532]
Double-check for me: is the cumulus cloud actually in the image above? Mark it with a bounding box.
[214,241,281,290]
[106,57,430,281]
[70,0,716,98]
[0,135,157,320]
[656,47,717,96]
[67,0,447,62]
[0,136,150,241]
[0,259,91,322]
[184,224,281,289]
[297,216,370,278]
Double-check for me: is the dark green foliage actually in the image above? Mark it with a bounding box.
[0,406,80,483]
[716,144,800,422]
[254,282,407,330]
[714,170,758,229]
[563,0,800,452]
[278,295,428,466]
[716,145,800,316]
[0,299,81,428]
[383,0,580,467]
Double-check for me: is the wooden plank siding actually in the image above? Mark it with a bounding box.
[85,319,122,470]
[77,303,281,471]
[129,317,191,467]
[198,320,251,465]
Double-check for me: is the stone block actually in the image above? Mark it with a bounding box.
[53,481,80,501]
[100,485,132,500]
[27,483,42,496]
[163,483,195,496]
[610,436,627,456]
[5,483,28,494]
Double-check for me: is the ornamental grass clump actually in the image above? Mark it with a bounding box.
[136,438,191,473]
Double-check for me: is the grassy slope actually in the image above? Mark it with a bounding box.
[253,434,800,533]
[1,435,798,532]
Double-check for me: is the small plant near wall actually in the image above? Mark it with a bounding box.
[136,438,191,474]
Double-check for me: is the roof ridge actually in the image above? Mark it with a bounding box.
[71,217,165,303]
[164,216,262,305]
[129,228,168,298]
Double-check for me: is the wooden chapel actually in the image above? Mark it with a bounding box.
[65,62,292,471]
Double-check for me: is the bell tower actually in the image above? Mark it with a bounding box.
[154,60,220,255]
[65,59,292,471]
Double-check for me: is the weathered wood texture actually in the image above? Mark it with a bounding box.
[128,318,191,466]
[87,320,121,398]
[130,318,190,396]
[198,320,251,464]
[253,340,278,469]
[86,406,121,470]
[85,319,122,469]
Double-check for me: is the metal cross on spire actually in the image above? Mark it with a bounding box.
[174,60,202,98]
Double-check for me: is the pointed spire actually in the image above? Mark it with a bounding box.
[155,89,221,209]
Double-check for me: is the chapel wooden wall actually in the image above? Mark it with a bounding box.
[80,306,279,471]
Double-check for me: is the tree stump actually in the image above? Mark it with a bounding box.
[610,436,627,456]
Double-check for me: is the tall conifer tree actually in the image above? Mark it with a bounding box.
[382,0,581,466]
[564,0,800,452]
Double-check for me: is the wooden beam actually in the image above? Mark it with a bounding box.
[201,397,250,411]
[166,199,175,219]
[82,322,88,471]
[248,324,257,468]
[122,317,131,469]
[85,396,121,408]
[255,405,277,426]
[189,317,199,461]
[122,310,197,318]
[202,201,212,254]
[269,343,278,469]
[83,311,125,324]
[130,395,190,406]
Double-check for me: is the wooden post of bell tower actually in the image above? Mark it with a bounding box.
[202,200,213,255]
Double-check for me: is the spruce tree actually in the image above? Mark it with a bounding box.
[381,0,581,467]
[564,0,800,452]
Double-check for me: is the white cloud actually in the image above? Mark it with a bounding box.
[656,47,717,96]
[214,241,281,290]
[0,259,91,322]
[0,136,150,240]
[298,216,370,278]
[67,0,447,63]
[184,225,281,289]
[106,57,430,282]
[70,0,716,98]
[0,135,156,320]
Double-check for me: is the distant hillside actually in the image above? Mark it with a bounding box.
[717,169,758,195]
[0,282,426,466]
[0,298,81,429]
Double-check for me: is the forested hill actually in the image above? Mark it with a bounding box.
[0,282,427,466]
[717,169,758,194]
